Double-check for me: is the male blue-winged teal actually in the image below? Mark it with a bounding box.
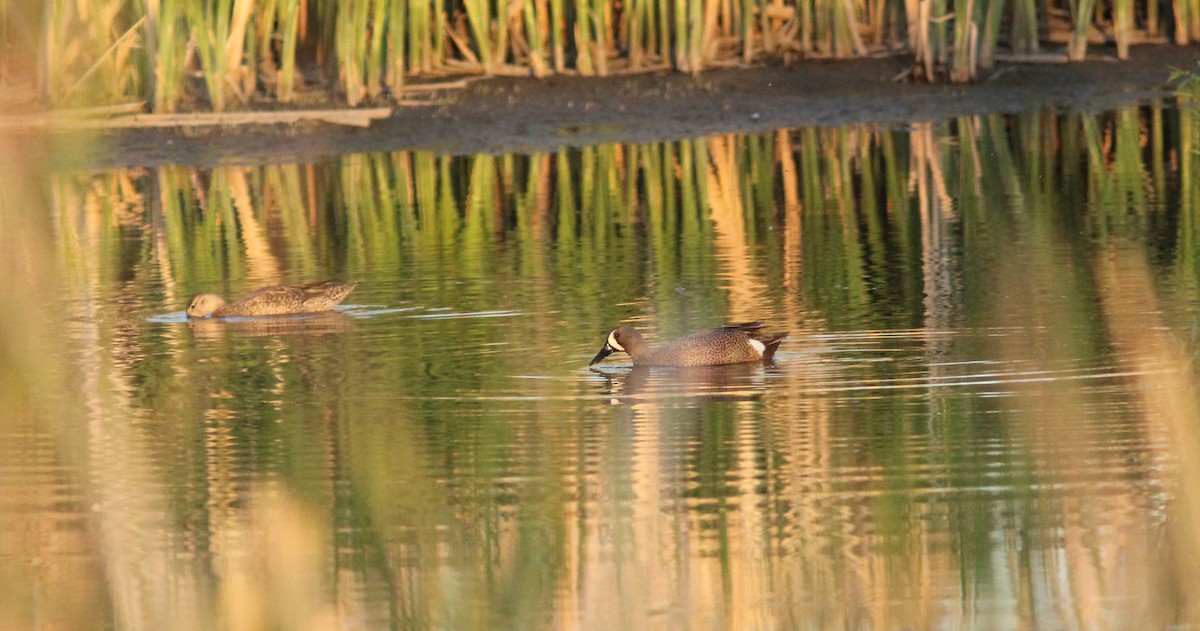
[589,322,788,367]
[185,280,358,319]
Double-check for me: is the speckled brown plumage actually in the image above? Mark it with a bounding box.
[186,280,358,318]
[589,322,788,367]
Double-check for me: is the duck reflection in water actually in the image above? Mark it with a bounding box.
[591,362,780,403]
[187,311,353,341]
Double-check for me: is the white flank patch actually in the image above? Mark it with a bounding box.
[607,330,625,351]
[748,338,766,356]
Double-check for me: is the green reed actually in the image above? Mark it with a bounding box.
[334,0,369,106]
[367,0,389,98]
[1112,0,1132,57]
[572,0,598,75]
[1067,0,1096,59]
[276,0,301,100]
[522,0,550,76]
[949,0,976,81]
[1174,0,1194,43]
[684,0,704,72]
[463,0,498,74]
[834,0,866,56]
[186,0,246,111]
[147,0,182,111]
[625,0,647,67]
[977,0,1003,70]
[255,0,276,88]
[405,0,430,76]
[1009,0,1039,52]
[548,0,566,71]
[17,0,1200,113]
[383,0,406,91]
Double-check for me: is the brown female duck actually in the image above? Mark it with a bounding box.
[186,280,357,319]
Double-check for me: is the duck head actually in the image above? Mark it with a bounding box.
[186,293,226,318]
[589,325,647,365]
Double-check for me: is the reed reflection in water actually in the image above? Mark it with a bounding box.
[6,99,1200,629]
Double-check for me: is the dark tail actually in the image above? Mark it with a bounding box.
[303,279,356,290]
[334,281,358,302]
[722,321,764,332]
[759,332,788,361]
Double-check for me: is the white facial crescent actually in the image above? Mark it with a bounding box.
[607,330,625,351]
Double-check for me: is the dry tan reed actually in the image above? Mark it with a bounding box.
[5,0,1194,114]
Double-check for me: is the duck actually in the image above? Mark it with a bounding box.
[185,280,358,319]
[589,322,788,367]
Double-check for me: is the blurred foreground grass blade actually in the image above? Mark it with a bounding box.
[1095,249,1200,618]
[44,0,146,106]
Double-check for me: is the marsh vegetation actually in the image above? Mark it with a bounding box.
[3,0,1198,114]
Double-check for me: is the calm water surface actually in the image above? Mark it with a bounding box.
[9,105,1200,630]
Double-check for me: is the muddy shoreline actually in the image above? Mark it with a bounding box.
[51,45,1200,170]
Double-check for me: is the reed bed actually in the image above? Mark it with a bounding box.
[2,0,1192,113]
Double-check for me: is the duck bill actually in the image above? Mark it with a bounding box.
[589,344,615,366]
